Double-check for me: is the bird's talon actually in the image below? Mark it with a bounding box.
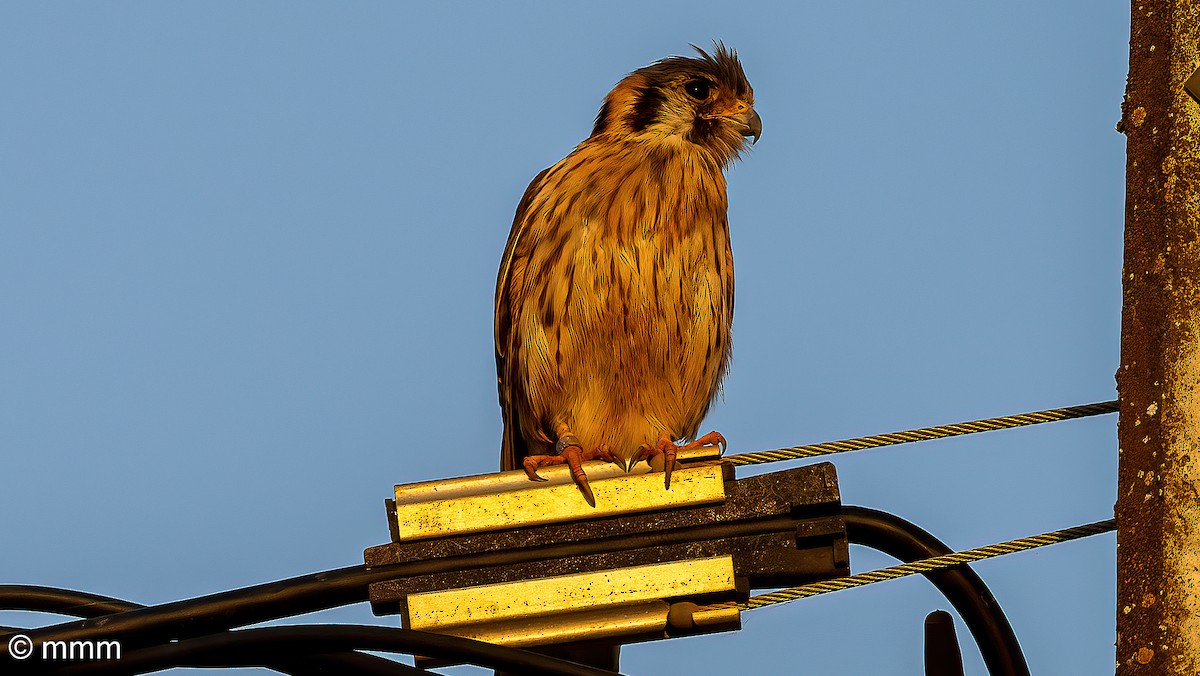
[692,431,728,456]
[522,458,546,482]
[630,447,648,470]
[517,442,620,506]
[594,444,619,465]
[561,445,600,508]
[577,480,596,507]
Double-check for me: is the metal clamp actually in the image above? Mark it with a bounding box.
[366,458,849,667]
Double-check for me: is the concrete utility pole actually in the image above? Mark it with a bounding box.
[1116,0,1200,673]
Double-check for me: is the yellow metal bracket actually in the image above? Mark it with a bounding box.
[365,454,848,664]
[407,555,739,647]
[391,447,726,541]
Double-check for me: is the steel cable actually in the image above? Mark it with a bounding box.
[727,400,1117,466]
[701,518,1115,611]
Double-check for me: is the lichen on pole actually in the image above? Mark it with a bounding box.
[1116,1,1200,672]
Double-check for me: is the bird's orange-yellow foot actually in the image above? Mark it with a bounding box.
[632,430,728,489]
[523,435,620,507]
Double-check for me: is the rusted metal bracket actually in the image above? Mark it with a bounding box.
[364,453,849,666]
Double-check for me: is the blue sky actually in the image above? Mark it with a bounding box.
[1,2,1128,674]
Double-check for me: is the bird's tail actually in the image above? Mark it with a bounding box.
[500,410,524,472]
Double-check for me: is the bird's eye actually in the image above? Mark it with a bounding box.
[684,79,711,100]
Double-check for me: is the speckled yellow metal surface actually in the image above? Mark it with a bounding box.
[404,555,737,646]
[392,453,726,541]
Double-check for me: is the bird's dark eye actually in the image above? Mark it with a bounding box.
[684,79,711,100]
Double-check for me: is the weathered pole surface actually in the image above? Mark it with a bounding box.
[1116,0,1200,672]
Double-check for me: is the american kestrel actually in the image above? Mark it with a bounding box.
[495,43,760,505]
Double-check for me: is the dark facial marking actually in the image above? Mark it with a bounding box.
[628,84,666,132]
[690,116,718,145]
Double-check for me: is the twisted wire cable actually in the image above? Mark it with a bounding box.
[727,400,1118,466]
[701,518,1115,612]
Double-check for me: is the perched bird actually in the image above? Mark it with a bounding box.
[495,43,761,506]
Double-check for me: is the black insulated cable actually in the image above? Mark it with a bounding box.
[841,506,1029,676]
[43,625,620,676]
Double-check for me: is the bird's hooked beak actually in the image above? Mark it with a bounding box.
[735,108,763,144]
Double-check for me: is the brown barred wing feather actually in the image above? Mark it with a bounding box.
[496,167,549,471]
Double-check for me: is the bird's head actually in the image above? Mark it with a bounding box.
[590,42,761,167]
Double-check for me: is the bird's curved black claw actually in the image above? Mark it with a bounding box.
[562,445,596,508]
[522,457,551,482]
